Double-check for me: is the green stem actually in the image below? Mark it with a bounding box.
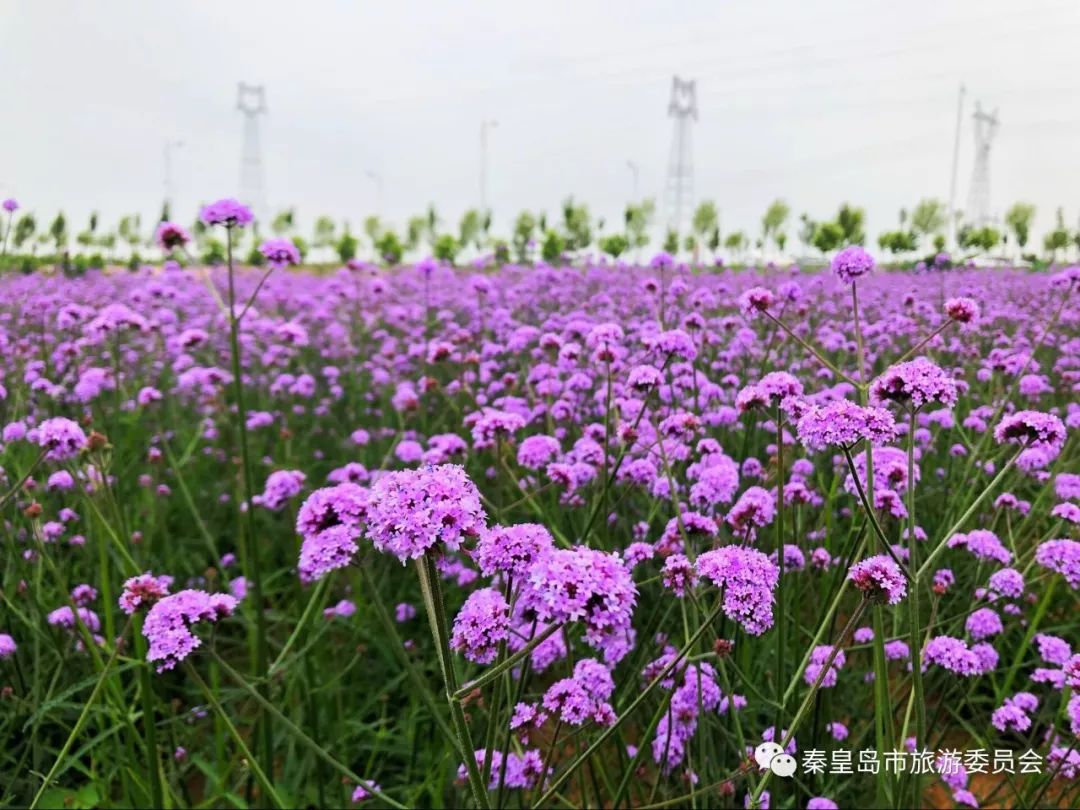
[224,226,273,783]
[905,408,926,807]
[533,599,725,808]
[186,662,285,809]
[415,554,490,809]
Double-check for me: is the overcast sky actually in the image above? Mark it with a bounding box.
[2,0,1078,246]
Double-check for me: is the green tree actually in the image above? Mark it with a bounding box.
[599,233,629,259]
[1043,208,1070,259]
[374,231,404,265]
[405,216,426,251]
[540,229,565,264]
[49,212,68,252]
[335,228,359,263]
[691,201,719,259]
[835,204,865,246]
[362,216,382,244]
[312,216,336,250]
[12,213,36,249]
[433,233,460,264]
[797,214,816,252]
[624,199,656,254]
[910,198,946,245]
[459,209,483,250]
[1004,202,1036,252]
[877,230,918,255]
[561,198,592,252]
[512,211,537,263]
[761,199,790,251]
[201,237,226,265]
[662,228,679,255]
[271,209,295,237]
[811,221,844,254]
[117,214,141,253]
[723,230,747,256]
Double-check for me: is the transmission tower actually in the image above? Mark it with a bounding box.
[965,101,999,227]
[237,83,268,223]
[664,76,697,234]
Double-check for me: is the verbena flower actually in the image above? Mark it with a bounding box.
[831,246,874,283]
[365,465,487,562]
[258,238,300,268]
[451,587,510,664]
[118,572,174,614]
[200,198,254,227]
[521,547,637,658]
[945,297,979,324]
[848,555,906,604]
[0,633,16,658]
[870,357,958,410]
[32,417,88,460]
[695,546,779,635]
[1035,539,1080,589]
[796,400,896,451]
[993,410,1067,453]
[143,589,238,672]
[474,523,554,578]
[155,221,192,250]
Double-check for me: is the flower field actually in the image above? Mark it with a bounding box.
[1,203,1079,809]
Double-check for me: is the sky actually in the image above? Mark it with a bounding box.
[1,0,1079,249]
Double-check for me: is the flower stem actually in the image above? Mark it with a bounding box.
[224,227,274,789]
[415,554,490,809]
[905,408,927,806]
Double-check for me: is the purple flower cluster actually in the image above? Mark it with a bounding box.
[695,546,779,635]
[870,357,958,410]
[119,572,174,614]
[451,587,510,664]
[258,238,301,268]
[200,198,254,227]
[32,417,88,461]
[831,246,875,284]
[296,482,370,583]
[365,465,487,562]
[796,400,896,451]
[474,523,554,578]
[993,410,1067,454]
[922,635,997,677]
[847,555,906,604]
[142,589,238,672]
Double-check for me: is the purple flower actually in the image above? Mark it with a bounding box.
[831,246,875,283]
[923,635,988,677]
[258,238,301,268]
[726,486,775,538]
[804,645,846,687]
[474,523,554,579]
[295,483,371,583]
[451,587,510,664]
[142,589,238,672]
[796,400,896,451]
[994,410,1067,454]
[662,554,698,597]
[1034,539,1080,589]
[351,781,381,803]
[870,358,958,410]
[945,297,980,324]
[521,547,637,659]
[848,555,906,604]
[2,198,18,213]
[254,469,306,511]
[739,286,776,317]
[965,608,1002,640]
[365,465,487,562]
[32,417,88,461]
[695,546,779,635]
[1034,633,1072,666]
[517,435,561,469]
[0,633,17,658]
[200,198,254,228]
[47,606,102,634]
[155,221,192,250]
[987,568,1024,599]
